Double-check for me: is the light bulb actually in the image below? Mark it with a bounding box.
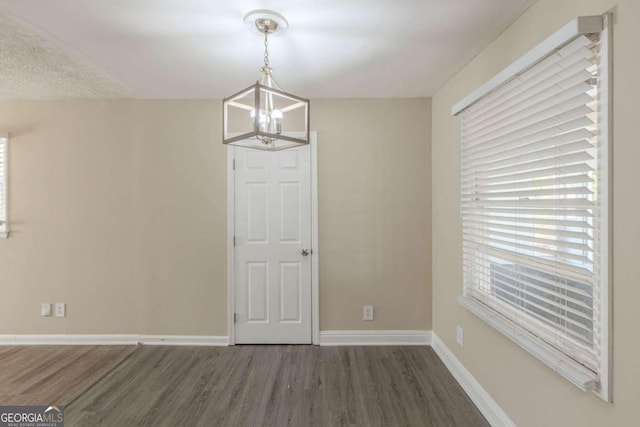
[250,109,267,121]
[250,108,281,134]
[250,109,268,130]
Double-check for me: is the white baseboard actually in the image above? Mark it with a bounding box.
[431,333,515,427]
[1,331,428,347]
[0,334,139,345]
[0,334,229,346]
[139,335,229,346]
[320,330,432,346]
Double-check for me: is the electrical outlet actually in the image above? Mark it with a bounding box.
[456,326,464,346]
[363,305,374,321]
[41,303,51,317]
[54,303,66,318]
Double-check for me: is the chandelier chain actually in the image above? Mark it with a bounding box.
[263,31,269,68]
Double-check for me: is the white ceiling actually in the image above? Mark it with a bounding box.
[0,13,129,99]
[0,0,535,100]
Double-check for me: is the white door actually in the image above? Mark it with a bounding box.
[233,143,312,344]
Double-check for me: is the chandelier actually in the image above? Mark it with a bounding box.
[223,10,310,151]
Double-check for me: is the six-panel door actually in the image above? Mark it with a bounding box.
[234,146,312,344]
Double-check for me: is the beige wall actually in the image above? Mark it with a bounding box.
[314,99,431,330]
[0,98,431,335]
[0,100,228,335]
[432,0,639,426]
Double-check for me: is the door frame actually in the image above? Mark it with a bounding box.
[226,132,319,345]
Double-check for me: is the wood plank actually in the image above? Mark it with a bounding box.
[0,345,136,406]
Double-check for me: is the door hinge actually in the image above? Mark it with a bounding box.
[234,313,237,323]
[232,159,236,170]
[233,235,236,247]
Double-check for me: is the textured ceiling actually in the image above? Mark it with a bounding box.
[0,0,535,100]
[0,14,130,99]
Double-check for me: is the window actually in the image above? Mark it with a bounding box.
[0,133,7,239]
[452,16,611,400]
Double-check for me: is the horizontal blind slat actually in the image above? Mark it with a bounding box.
[464,118,594,158]
[465,237,594,266]
[465,266,594,334]
[464,74,593,133]
[461,206,594,218]
[465,164,594,186]
[463,253,595,299]
[464,257,595,306]
[464,91,594,143]
[462,198,594,209]
[464,105,594,150]
[465,241,594,278]
[463,186,593,200]
[464,226,593,253]
[462,214,592,229]
[467,174,592,192]
[466,36,594,116]
[464,128,594,162]
[463,155,594,182]
[464,219,592,240]
[463,140,595,174]
[465,60,595,126]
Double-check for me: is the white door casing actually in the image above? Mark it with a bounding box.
[228,133,317,344]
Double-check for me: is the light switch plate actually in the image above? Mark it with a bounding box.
[41,303,51,317]
[456,326,464,346]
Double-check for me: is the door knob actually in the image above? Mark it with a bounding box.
[301,248,310,256]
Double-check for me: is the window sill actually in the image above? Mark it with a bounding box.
[457,295,605,399]
[0,231,7,239]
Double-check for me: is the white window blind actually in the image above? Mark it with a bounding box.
[455,16,610,399]
[0,133,7,238]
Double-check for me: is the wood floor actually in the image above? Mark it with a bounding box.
[66,345,488,427]
[0,345,135,405]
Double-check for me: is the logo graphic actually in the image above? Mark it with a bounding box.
[0,405,64,427]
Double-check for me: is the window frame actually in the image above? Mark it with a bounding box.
[0,132,8,239]
[452,15,612,402]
